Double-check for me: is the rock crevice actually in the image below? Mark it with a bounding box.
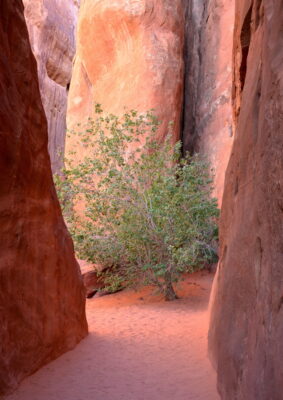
[183,0,235,204]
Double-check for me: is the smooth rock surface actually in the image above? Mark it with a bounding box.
[23,0,79,172]
[67,0,185,142]
[209,0,283,398]
[0,1,87,395]
[183,0,235,204]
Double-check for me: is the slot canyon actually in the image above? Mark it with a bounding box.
[0,0,282,399]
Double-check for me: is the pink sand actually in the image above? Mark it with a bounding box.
[7,272,219,400]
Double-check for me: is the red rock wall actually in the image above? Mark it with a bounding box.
[0,1,87,395]
[183,0,235,205]
[209,0,283,398]
[67,0,185,142]
[23,0,79,173]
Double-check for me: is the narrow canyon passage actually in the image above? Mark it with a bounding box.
[7,273,218,400]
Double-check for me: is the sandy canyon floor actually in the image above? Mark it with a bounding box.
[7,271,219,400]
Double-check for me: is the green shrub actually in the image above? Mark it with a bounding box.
[55,107,219,300]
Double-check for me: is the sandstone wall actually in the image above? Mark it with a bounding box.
[209,0,283,398]
[0,1,87,395]
[67,0,185,142]
[183,0,235,204]
[23,0,79,173]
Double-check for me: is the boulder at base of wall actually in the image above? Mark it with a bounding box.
[67,0,185,143]
[209,0,283,398]
[0,1,88,395]
[23,0,79,173]
[79,260,106,298]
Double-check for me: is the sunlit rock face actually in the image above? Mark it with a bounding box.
[23,0,79,172]
[67,0,185,142]
[209,0,283,398]
[183,0,235,205]
[0,1,87,395]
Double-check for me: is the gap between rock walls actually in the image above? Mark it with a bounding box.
[1,0,282,398]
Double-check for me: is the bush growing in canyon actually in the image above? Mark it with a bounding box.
[55,107,219,300]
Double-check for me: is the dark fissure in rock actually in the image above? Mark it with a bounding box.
[240,6,252,93]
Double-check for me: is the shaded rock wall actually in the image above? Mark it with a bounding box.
[183,0,235,204]
[23,0,79,173]
[209,0,283,398]
[67,0,185,142]
[0,0,87,395]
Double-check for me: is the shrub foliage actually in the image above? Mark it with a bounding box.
[55,107,219,300]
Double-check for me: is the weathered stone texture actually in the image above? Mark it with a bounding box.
[23,0,79,172]
[67,0,185,142]
[183,0,235,204]
[209,0,283,398]
[0,1,87,395]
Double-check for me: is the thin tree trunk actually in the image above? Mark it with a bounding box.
[164,271,178,301]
